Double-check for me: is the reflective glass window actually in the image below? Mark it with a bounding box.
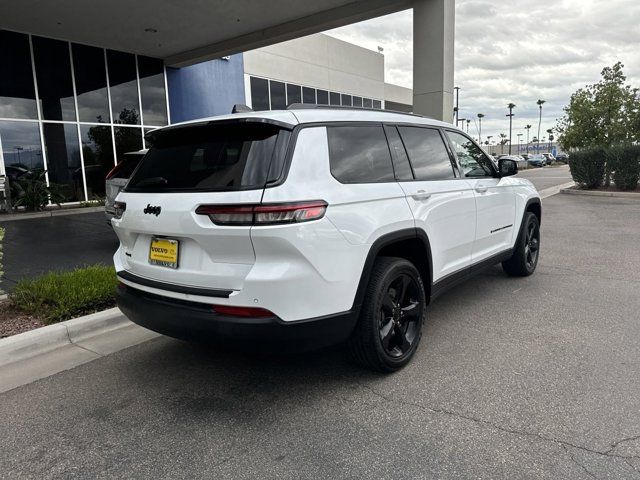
[250,77,269,111]
[107,50,140,125]
[80,125,114,198]
[341,94,352,106]
[138,55,168,126]
[43,123,83,201]
[329,92,340,106]
[373,100,382,109]
[114,126,143,164]
[32,36,76,121]
[317,90,329,105]
[270,81,286,110]
[72,43,110,123]
[0,120,43,171]
[286,84,301,106]
[302,87,316,104]
[352,96,363,107]
[0,30,38,119]
[363,98,373,108]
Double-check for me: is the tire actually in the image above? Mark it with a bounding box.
[502,212,540,277]
[348,257,426,373]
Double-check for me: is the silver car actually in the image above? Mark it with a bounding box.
[105,149,147,223]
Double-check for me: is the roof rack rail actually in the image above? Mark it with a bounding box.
[285,103,430,119]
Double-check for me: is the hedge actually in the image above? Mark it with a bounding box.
[570,145,640,190]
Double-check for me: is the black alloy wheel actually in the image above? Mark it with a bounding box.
[349,257,426,372]
[379,274,422,358]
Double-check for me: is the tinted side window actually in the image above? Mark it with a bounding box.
[446,131,494,177]
[327,125,394,184]
[398,127,455,181]
[384,126,413,181]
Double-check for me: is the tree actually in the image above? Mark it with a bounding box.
[556,62,640,150]
[537,99,546,145]
[499,133,509,154]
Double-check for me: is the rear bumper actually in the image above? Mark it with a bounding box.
[116,284,357,351]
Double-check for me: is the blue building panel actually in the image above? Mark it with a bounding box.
[166,54,245,123]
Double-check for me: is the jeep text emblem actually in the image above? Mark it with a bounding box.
[144,204,161,216]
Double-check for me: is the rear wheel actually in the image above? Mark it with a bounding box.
[502,212,540,277]
[348,257,426,372]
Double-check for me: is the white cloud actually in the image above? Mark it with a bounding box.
[327,0,640,141]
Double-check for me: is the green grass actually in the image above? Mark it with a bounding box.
[9,265,118,324]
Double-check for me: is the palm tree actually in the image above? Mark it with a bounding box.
[525,124,532,153]
[499,133,508,154]
[477,113,485,144]
[536,99,546,146]
[507,103,516,154]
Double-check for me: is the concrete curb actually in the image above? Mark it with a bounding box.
[0,206,105,222]
[560,188,640,198]
[0,307,128,366]
[539,182,576,199]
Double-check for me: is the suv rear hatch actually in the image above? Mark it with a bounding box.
[113,119,292,292]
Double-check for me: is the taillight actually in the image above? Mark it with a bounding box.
[212,305,274,318]
[106,162,124,180]
[195,201,327,226]
[113,201,126,219]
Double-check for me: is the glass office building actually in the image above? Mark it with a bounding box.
[0,30,169,202]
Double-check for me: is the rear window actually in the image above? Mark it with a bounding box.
[126,122,289,192]
[327,125,394,184]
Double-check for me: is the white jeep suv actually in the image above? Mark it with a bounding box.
[113,107,541,372]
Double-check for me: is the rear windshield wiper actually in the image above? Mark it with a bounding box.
[134,177,168,188]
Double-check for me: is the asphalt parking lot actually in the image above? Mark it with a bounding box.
[2,191,639,479]
[0,165,571,292]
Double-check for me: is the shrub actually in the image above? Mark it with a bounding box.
[569,148,607,189]
[12,169,65,211]
[607,145,640,191]
[9,265,118,324]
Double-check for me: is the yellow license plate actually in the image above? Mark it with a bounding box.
[149,237,179,269]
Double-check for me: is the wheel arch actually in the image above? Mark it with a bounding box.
[352,229,434,314]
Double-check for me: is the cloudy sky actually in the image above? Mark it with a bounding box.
[327,0,640,145]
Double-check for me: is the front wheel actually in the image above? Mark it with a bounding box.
[502,212,540,277]
[348,257,426,372]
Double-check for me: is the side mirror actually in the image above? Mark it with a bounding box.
[498,159,518,177]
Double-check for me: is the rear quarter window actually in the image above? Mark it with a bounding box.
[327,125,394,184]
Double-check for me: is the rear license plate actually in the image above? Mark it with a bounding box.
[149,237,179,269]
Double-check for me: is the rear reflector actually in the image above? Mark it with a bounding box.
[212,305,275,318]
[196,201,327,226]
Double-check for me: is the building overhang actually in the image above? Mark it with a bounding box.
[0,0,412,67]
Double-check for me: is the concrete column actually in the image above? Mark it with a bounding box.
[412,0,455,122]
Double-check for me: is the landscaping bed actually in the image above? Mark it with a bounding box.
[0,265,117,339]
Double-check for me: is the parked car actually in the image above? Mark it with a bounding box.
[555,153,569,164]
[542,153,555,165]
[113,107,541,372]
[105,150,147,223]
[528,154,546,167]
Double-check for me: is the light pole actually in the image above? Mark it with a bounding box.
[525,124,532,153]
[477,113,484,144]
[454,86,460,124]
[546,128,553,153]
[517,133,523,153]
[537,99,546,147]
[458,118,466,130]
[466,119,470,134]
[506,103,516,155]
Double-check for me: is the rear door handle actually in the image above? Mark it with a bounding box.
[475,186,488,193]
[411,190,432,200]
